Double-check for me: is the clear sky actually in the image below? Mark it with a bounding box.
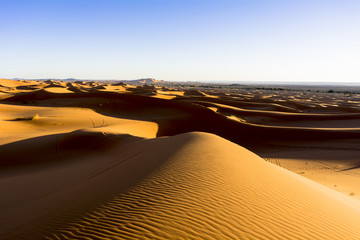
[1,0,360,82]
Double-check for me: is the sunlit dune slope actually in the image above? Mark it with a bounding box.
[0,102,157,146]
[0,78,35,88]
[2,131,360,239]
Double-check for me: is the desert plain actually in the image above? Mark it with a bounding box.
[1,78,360,239]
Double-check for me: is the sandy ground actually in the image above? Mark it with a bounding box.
[1,78,360,239]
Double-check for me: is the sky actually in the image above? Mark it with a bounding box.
[1,0,360,82]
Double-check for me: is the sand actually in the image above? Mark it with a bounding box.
[1,78,360,239]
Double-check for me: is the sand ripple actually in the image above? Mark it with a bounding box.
[6,132,358,239]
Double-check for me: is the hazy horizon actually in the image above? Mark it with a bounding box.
[1,0,360,82]
[7,77,360,86]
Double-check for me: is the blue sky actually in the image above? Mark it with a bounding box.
[1,0,359,82]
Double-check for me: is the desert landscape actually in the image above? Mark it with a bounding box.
[1,77,360,239]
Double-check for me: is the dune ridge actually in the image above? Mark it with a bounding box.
[1,79,360,239]
[2,132,360,239]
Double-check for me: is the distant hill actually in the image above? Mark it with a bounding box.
[124,78,165,85]
[7,77,165,85]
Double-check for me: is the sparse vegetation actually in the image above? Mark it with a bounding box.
[32,114,39,120]
[13,114,39,121]
[90,119,106,128]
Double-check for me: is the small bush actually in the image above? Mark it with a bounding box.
[13,114,39,121]
[31,114,39,120]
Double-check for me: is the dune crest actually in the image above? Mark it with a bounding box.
[2,132,360,239]
[1,79,360,239]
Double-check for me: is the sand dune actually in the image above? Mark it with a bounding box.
[2,132,360,239]
[1,79,360,239]
[4,90,360,143]
[0,79,34,88]
[0,102,157,146]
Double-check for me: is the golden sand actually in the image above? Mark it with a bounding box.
[1,78,360,239]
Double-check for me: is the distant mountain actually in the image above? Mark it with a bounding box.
[6,78,165,85]
[125,78,165,85]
